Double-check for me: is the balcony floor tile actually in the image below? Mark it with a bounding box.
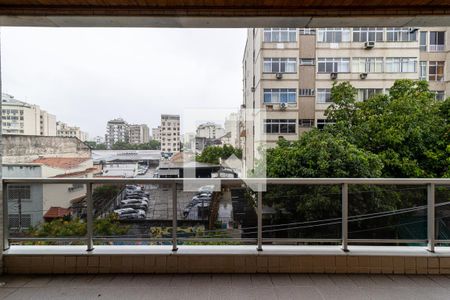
[0,274,449,299]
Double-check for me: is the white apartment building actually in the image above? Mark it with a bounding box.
[242,27,450,172]
[160,114,180,153]
[56,121,88,141]
[129,124,150,144]
[152,126,161,142]
[105,118,129,149]
[224,112,241,148]
[196,122,226,139]
[2,93,56,136]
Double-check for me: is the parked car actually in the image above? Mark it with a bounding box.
[125,191,150,198]
[198,185,215,193]
[114,208,145,220]
[121,199,149,206]
[121,202,148,211]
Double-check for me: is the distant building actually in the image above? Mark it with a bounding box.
[182,132,196,151]
[224,112,240,148]
[105,118,129,149]
[1,93,56,136]
[56,121,88,141]
[160,115,180,153]
[129,124,150,144]
[92,136,104,144]
[196,122,226,139]
[152,126,161,142]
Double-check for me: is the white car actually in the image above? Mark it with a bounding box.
[121,199,149,206]
[198,185,215,193]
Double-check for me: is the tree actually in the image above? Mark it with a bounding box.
[263,130,383,178]
[327,80,448,177]
[84,141,107,150]
[196,145,242,164]
[256,79,449,239]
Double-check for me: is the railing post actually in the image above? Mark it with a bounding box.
[341,183,349,252]
[172,183,178,252]
[427,183,435,253]
[257,191,263,251]
[86,183,94,252]
[2,182,9,251]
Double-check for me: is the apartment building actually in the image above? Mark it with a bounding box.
[129,124,150,144]
[224,112,241,148]
[242,27,450,172]
[56,121,88,141]
[2,93,57,136]
[160,114,180,153]
[105,118,129,149]
[196,122,226,139]
[152,126,161,142]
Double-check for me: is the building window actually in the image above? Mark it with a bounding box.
[352,57,383,73]
[429,32,445,52]
[299,28,316,35]
[263,28,297,42]
[317,58,350,73]
[352,27,384,42]
[317,28,351,43]
[420,31,427,51]
[8,185,31,201]
[432,91,445,101]
[419,61,427,80]
[8,214,32,229]
[299,89,315,96]
[299,119,314,127]
[263,89,297,103]
[357,89,383,101]
[316,89,332,103]
[316,119,334,129]
[263,58,296,73]
[386,28,417,42]
[428,61,445,81]
[385,58,417,73]
[264,119,296,134]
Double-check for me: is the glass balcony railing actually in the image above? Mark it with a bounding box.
[2,178,450,252]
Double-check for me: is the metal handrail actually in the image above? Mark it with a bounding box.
[2,177,450,252]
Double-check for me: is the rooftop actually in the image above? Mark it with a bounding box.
[32,157,90,170]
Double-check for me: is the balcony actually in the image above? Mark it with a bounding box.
[1,178,450,276]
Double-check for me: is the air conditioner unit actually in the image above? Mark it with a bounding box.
[360,73,368,79]
[364,41,375,49]
[280,103,287,110]
[251,87,255,92]
[330,72,338,80]
[276,73,283,79]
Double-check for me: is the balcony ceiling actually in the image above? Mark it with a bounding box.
[1,0,450,27]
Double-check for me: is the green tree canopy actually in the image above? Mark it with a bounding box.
[325,80,449,177]
[264,131,383,178]
[196,145,242,165]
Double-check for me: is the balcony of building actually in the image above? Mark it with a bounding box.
[1,178,450,280]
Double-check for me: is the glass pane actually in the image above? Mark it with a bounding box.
[262,185,342,244]
[348,185,427,243]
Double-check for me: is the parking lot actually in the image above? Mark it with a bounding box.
[146,185,196,220]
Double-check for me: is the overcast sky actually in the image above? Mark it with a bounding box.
[1,27,247,139]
